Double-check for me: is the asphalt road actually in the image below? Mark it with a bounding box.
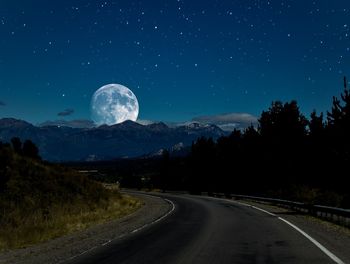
[66,194,337,264]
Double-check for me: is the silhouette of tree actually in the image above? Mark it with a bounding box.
[23,140,40,160]
[11,137,22,155]
[327,77,350,130]
[304,110,327,187]
[259,100,307,140]
[259,101,283,138]
[217,129,242,161]
[309,110,324,138]
[257,100,308,189]
[0,145,14,192]
[243,125,259,141]
[151,150,170,191]
[324,76,350,193]
[189,137,216,194]
[326,77,350,151]
[327,97,343,128]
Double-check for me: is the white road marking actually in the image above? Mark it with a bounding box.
[250,205,277,217]
[278,217,345,264]
[128,198,175,233]
[102,240,111,246]
[235,201,277,217]
[204,196,276,216]
[230,199,345,264]
[60,193,345,264]
[59,194,175,264]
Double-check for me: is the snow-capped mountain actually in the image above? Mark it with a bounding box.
[0,118,225,161]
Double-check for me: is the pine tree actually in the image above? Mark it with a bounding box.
[23,140,40,160]
[258,100,307,140]
[327,77,350,130]
[11,137,22,155]
[309,110,324,138]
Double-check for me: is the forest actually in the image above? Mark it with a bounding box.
[75,78,350,208]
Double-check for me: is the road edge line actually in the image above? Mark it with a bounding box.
[60,194,175,264]
[232,200,345,264]
[277,217,345,264]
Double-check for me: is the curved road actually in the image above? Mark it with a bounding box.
[66,194,338,264]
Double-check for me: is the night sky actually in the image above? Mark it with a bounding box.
[0,0,349,125]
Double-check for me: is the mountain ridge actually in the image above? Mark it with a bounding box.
[0,118,226,161]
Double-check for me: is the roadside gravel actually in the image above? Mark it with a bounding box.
[0,192,171,264]
[236,199,350,264]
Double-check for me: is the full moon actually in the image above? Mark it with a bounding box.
[91,84,139,126]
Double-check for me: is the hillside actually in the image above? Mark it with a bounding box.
[0,142,141,250]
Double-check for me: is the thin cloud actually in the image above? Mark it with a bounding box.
[192,113,258,131]
[137,119,156,125]
[58,108,74,117]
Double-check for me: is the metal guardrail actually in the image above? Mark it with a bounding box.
[211,193,350,228]
[135,189,350,227]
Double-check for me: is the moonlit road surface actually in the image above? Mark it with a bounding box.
[65,194,340,264]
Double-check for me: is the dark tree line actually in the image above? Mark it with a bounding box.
[59,78,350,207]
[0,138,40,192]
[148,78,350,207]
[9,137,40,160]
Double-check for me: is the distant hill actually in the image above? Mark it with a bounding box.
[0,118,226,161]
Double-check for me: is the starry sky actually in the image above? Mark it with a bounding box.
[0,0,349,125]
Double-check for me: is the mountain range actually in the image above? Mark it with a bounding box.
[0,118,226,161]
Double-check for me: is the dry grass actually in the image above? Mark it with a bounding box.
[0,146,142,251]
[0,192,142,251]
[0,146,144,251]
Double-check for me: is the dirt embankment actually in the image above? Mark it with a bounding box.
[0,193,171,264]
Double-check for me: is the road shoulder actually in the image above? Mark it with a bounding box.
[0,193,171,264]
[234,199,350,264]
